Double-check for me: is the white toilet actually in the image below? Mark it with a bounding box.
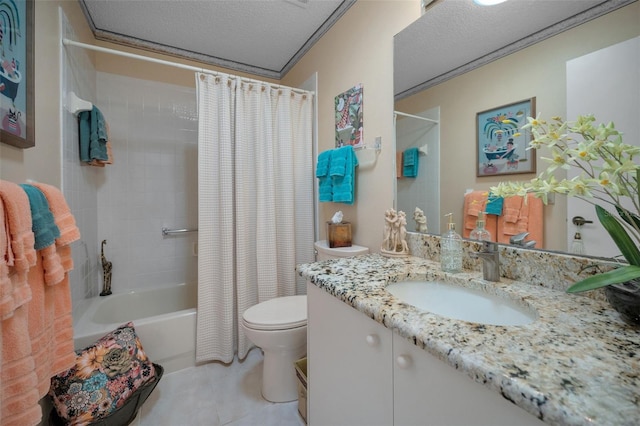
[314,240,369,261]
[241,240,369,403]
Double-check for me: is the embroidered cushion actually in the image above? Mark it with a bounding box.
[49,322,156,425]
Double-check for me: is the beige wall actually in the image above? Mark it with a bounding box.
[395,2,640,251]
[5,1,633,254]
[284,0,420,252]
[0,0,94,186]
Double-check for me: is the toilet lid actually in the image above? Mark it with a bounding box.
[242,295,307,331]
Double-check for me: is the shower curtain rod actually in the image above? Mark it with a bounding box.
[394,111,439,124]
[62,38,314,96]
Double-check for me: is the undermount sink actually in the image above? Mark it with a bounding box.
[385,280,537,326]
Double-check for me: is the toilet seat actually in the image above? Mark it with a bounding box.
[242,295,307,331]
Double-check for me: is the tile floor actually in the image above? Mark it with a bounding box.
[134,348,306,426]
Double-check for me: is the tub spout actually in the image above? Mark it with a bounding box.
[100,239,113,296]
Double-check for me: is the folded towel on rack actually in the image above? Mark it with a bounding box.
[79,106,109,165]
[0,180,36,319]
[317,150,333,202]
[485,193,504,216]
[329,146,352,177]
[332,146,358,204]
[0,199,13,321]
[316,150,331,178]
[19,184,60,251]
[29,182,79,383]
[31,182,81,249]
[1,306,42,426]
[402,147,419,178]
[502,196,523,224]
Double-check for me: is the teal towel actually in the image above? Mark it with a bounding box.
[316,150,331,178]
[19,184,60,250]
[331,146,358,204]
[78,110,91,162]
[329,146,352,177]
[78,106,108,163]
[403,148,419,177]
[317,150,333,202]
[486,193,504,216]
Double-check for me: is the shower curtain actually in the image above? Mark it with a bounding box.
[196,73,315,363]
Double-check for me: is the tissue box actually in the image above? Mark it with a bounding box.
[327,222,352,248]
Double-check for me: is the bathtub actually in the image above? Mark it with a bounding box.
[73,282,197,373]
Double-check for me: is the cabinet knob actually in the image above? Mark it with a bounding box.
[396,355,412,369]
[365,334,380,347]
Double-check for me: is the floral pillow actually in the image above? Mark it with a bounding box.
[49,322,156,425]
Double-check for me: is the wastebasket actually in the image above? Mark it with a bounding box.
[294,357,308,424]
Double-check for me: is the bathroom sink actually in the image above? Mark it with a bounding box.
[385,280,536,326]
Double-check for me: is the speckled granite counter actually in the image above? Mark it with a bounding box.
[297,254,640,426]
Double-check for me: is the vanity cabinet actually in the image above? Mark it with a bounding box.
[307,283,393,426]
[307,282,544,426]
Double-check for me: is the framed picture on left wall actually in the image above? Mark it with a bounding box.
[0,0,34,149]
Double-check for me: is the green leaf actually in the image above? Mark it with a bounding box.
[596,205,640,266]
[615,205,640,230]
[567,265,640,293]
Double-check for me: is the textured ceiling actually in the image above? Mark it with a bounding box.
[79,0,355,80]
[394,0,637,100]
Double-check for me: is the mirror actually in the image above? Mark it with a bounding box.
[393,0,639,253]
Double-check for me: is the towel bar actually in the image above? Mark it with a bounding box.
[162,227,198,236]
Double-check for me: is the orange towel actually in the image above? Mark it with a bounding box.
[463,191,498,240]
[31,182,81,247]
[496,194,544,247]
[0,199,13,319]
[1,306,41,426]
[396,151,404,179]
[29,182,79,378]
[0,180,36,272]
[87,122,113,167]
[0,180,36,319]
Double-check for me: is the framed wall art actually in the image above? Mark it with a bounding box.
[0,0,34,149]
[476,97,536,177]
[335,83,363,148]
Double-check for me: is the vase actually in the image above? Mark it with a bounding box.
[604,280,640,325]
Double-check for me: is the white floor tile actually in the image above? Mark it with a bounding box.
[136,348,305,426]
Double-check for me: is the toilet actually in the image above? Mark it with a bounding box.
[314,240,369,261]
[241,240,369,403]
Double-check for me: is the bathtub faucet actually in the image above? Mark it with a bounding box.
[100,240,113,296]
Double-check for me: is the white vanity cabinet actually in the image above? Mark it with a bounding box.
[393,333,544,426]
[307,282,544,426]
[307,283,393,426]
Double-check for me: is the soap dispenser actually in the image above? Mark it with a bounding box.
[469,211,491,242]
[441,213,462,273]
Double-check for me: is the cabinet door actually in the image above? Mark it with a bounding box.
[307,283,393,426]
[393,333,544,426]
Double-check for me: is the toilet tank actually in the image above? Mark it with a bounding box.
[314,240,369,261]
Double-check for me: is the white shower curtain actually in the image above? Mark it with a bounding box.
[196,73,315,363]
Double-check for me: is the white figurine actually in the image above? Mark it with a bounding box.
[413,207,428,233]
[381,208,409,257]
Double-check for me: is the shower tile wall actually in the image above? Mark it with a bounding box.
[60,8,100,317]
[96,73,198,291]
[396,107,440,233]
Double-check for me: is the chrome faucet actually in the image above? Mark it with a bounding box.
[470,241,500,282]
[509,232,536,248]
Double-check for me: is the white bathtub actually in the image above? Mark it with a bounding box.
[73,282,197,373]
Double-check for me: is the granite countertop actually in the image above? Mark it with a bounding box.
[297,253,640,426]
